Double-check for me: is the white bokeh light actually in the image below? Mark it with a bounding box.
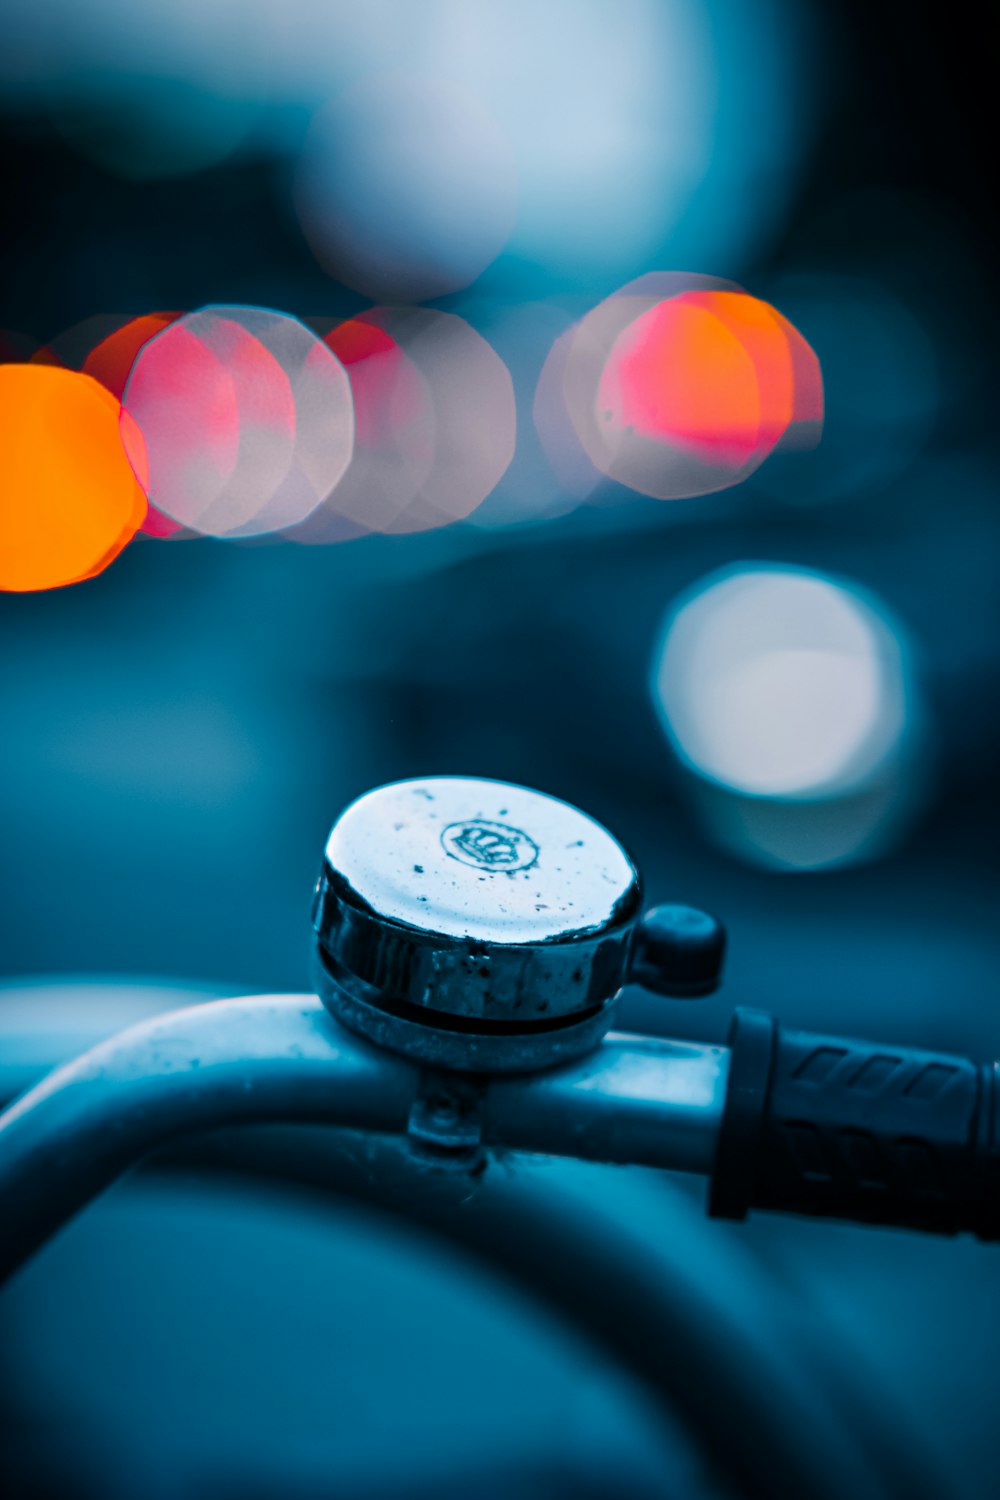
[122,306,354,539]
[652,565,923,869]
[296,75,518,301]
[0,0,818,276]
[291,309,515,538]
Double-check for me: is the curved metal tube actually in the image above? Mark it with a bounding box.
[0,993,727,1283]
[0,985,949,1500]
[0,996,415,1281]
[489,1032,727,1174]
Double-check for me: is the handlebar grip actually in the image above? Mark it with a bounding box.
[710,1009,1000,1239]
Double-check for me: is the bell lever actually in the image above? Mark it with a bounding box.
[628,904,727,999]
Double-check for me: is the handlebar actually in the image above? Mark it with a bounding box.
[0,994,725,1282]
[0,990,996,1286]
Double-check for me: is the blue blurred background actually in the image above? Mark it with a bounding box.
[1,1,998,1496]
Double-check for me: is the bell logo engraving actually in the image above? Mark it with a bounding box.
[441,819,538,872]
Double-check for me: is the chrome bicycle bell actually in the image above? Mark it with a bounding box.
[313,776,725,1072]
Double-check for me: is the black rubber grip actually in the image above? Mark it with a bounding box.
[710,1009,1000,1239]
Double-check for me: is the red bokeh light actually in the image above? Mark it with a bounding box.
[83,314,179,398]
[85,315,185,535]
[560,274,823,500]
[326,318,429,450]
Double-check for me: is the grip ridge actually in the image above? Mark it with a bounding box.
[710,1010,1000,1238]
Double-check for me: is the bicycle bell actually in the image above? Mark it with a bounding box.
[313,776,725,1072]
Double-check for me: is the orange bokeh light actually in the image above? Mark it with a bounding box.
[682,291,796,454]
[566,277,823,500]
[0,364,147,592]
[598,289,812,472]
[599,296,767,467]
[27,314,183,537]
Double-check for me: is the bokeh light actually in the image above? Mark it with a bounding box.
[0,364,147,592]
[293,309,514,538]
[558,274,822,501]
[288,315,434,542]
[466,299,596,530]
[299,0,812,284]
[24,313,184,536]
[83,315,185,536]
[296,75,517,301]
[0,1,818,275]
[652,565,923,869]
[83,314,180,400]
[363,309,515,533]
[27,314,181,393]
[122,307,354,539]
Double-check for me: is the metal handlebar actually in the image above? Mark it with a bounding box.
[0,993,727,1283]
[3,982,999,1289]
